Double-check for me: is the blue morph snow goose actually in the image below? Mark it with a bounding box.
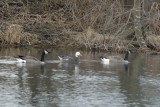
[58,51,82,63]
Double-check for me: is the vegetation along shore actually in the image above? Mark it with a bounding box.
[0,0,160,52]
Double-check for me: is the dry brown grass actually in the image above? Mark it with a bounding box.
[67,27,105,48]
[21,32,39,45]
[147,2,160,35]
[141,2,160,50]
[2,24,39,46]
[0,0,159,51]
[65,26,132,52]
[4,24,23,44]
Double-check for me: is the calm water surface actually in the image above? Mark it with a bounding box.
[0,48,160,107]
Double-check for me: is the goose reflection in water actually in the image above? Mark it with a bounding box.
[58,61,80,75]
[100,60,129,72]
[40,65,45,75]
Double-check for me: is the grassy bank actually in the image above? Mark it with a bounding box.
[0,0,159,52]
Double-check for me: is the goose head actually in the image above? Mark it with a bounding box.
[75,52,82,57]
[44,50,48,54]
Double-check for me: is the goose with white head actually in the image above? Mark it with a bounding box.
[58,51,82,64]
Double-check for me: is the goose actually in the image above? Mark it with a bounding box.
[58,51,82,63]
[16,50,48,64]
[0,56,24,64]
[100,50,131,64]
[100,56,110,62]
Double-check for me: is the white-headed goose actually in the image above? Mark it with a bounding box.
[58,51,82,63]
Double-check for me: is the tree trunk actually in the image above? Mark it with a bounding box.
[133,0,147,48]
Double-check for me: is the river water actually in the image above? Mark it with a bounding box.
[0,48,160,107]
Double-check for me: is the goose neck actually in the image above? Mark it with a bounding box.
[40,51,46,62]
[124,51,129,60]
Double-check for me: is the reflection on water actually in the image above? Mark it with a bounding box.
[0,48,160,107]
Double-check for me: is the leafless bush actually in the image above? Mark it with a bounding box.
[146,34,160,50]
[147,2,160,35]
[0,0,159,50]
[144,2,160,50]
[55,0,133,51]
[1,24,39,45]
[4,24,23,44]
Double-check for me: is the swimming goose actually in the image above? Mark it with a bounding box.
[100,56,110,62]
[17,50,48,63]
[0,56,25,64]
[58,51,82,63]
[100,50,131,63]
